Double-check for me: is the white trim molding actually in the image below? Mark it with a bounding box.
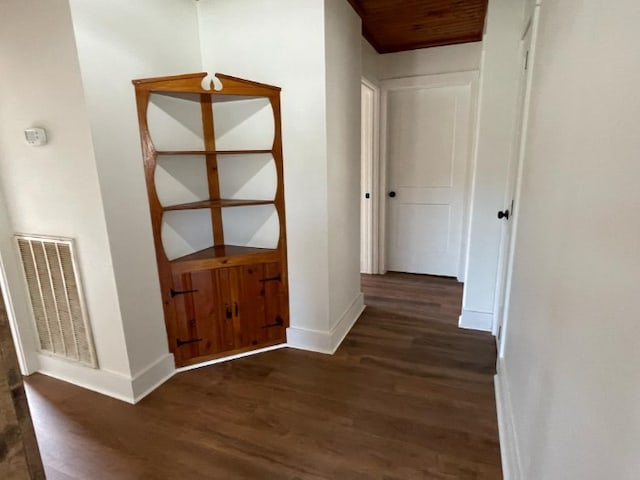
[329,293,365,352]
[458,308,493,331]
[287,293,365,354]
[360,77,381,275]
[495,359,523,480]
[37,354,137,403]
[286,325,333,354]
[131,353,175,403]
[36,352,177,404]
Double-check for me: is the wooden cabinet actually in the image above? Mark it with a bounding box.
[132,73,289,367]
[170,262,286,362]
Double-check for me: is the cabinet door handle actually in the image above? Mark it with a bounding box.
[225,304,232,319]
[234,302,239,316]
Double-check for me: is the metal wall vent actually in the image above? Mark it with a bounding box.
[16,235,98,368]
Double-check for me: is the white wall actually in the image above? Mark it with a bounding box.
[324,0,363,330]
[523,0,537,27]
[362,39,380,84]
[460,0,526,331]
[197,0,363,351]
[500,0,640,478]
[379,42,482,79]
[0,0,130,384]
[197,0,332,343]
[67,0,202,379]
[1,0,365,400]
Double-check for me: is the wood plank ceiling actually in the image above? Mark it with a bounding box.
[347,0,488,54]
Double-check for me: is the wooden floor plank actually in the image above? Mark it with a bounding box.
[25,272,501,479]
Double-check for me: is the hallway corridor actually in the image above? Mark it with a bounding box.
[26,273,501,479]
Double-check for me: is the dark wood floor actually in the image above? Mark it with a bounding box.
[25,273,501,479]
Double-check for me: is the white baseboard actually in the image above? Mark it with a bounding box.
[287,292,365,354]
[459,308,493,331]
[131,353,175,403]
[36,353,136,403]
[329,292,365,353]
[36,352,177,404]
[286,325,333,353]
[495,359,523,480]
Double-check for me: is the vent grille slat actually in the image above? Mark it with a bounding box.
[16,235,98,368]
[19,239,54,352]
[36,241,66,355]
[53,243,80,360]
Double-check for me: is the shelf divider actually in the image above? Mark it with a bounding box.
[155,149,272,156]
[163,199,275,211]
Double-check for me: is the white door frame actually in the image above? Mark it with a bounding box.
[378,71,480,279]
[494,7,541,353]
[360,77,381,274]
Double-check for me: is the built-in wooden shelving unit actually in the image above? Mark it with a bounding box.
[132,72,289,367]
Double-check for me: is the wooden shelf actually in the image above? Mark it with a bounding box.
[156,149,272,156]
[163,199,274,211]
[171,244,279,274]
[217,150,272,155]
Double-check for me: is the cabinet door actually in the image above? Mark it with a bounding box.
[216,263,287,350]
[190,269,234,354]
[258,262,287,343]
[171,272,200,362]
[171,269,233,363]
[238,263,287,347]
[216,266,243,349]
[217,263,269,349]
[172,262,287,363]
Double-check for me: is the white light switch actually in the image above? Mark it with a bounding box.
[24,127,47,146]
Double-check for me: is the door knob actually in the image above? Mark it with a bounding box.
[497,209,510,220]
[389,191,396,198]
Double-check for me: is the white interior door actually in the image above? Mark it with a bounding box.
[494,11,539,345]
[360,82,374,274]
[385,81,472,277]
